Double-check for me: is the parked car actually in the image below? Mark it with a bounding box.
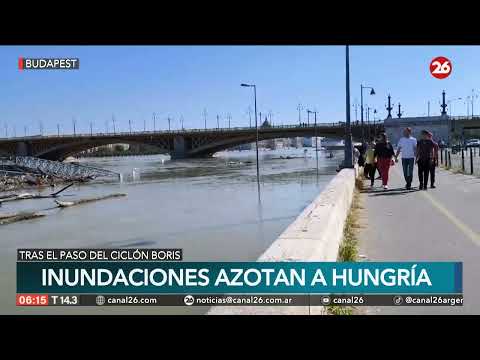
[466,139,480,148]
[451,144,463,153]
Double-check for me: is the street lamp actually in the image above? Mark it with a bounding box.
[360,84,375,144]
[247,107,253,128]
[307,109,319,177]
[203,109,208,130]
[297,103,303,126]
[241,83,260,196]
[448,97,463,117]
[344,46,353,169]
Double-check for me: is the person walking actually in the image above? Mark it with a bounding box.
[428,132,439,188]
[416,130,435,190]
[374,133,395,190]
[394,127,417,189]
[364,138,377,188]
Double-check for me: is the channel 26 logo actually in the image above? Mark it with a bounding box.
[430,56,452,79]
[184,295,195,306]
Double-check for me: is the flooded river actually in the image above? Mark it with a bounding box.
[1,147,342,314]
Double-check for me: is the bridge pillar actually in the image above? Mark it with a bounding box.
[171,136,187,159]
[15,141,31,156]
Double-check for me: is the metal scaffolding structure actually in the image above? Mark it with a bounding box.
[9,156,120,180]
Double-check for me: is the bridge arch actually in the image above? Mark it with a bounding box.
[36,138,169,161]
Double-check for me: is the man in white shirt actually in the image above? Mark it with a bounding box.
[395,127,417,190]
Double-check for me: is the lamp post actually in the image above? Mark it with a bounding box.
[307,109,319,177]
[344,45,353,168]
[203,109,207,130]
[360,84,375,144]
[129,119,132,134]
[90,121,93,136]
[111,115,115,134]
[297,103,303,125]
[241,83,260,196]
[448,97,463,117]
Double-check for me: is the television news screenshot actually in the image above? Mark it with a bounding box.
[1,45,475,317]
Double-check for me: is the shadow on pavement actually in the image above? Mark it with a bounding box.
[363,187,419,197]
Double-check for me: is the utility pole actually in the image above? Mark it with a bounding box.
[112,115,115,134]
[180,116,184,130]
[25,126,28,137]
[153,112,156,132]
[90,121,93,136]
[247,106,252,128]
[216,115,220,129]
[227,113,231,128]
[167,117,171,131]
[129,119,132,134]
[144,118,146,132]
[57,124,60,136]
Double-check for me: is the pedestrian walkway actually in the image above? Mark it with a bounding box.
[357,165,480,315]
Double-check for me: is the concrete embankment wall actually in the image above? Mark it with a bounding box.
[208,167,358,315]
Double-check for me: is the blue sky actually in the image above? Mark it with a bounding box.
[0,45,479,136]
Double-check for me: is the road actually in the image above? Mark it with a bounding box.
[357,164,480,315]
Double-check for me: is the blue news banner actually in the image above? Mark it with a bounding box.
[15,249,463,307]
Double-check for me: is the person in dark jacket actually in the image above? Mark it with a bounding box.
[416,130,435,190]
[427,132,439,188]
[374,133,395,190]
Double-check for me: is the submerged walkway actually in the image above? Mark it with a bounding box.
[357,165,480,315]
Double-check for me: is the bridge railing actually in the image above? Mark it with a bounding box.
[0,122,371,141]
[450,116,480,121]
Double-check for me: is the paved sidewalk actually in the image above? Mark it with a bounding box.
[357,165,480,315]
